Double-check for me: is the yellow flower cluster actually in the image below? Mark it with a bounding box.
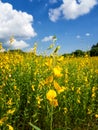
[46,89,58,107]
[53,66,62,77]
[53,80,65,94]
[0,50,98,129]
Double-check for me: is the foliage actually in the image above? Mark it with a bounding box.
[8,49,24,53]
[72,49,85,57]
[0,50,98,130]
[90,43,98,56]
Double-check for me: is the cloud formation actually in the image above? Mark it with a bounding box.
[42,36,53,42]
[49,8,61,22]
[10,39,30,49]
[76,35,81,39]
[49,0,98,22]
[0,1,37,49]
[85,33,90,36]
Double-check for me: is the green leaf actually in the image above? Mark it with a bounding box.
[53,46,60,53]
[29,122,41,130]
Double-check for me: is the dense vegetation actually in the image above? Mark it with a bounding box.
[0,50,98,130]
[62,43,98,57]
[90,43,98,56]
[0,38,98,129]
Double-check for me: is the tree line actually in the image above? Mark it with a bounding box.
[63,42,98,57]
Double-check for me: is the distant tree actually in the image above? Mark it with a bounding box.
[92,43,98,48]
[72,49,84,57]
[62,53,71,57]
[8,49,24,53]
[85,51,90,56]
[90,43,98,56]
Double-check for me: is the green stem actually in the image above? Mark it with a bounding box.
[50,105,53,130]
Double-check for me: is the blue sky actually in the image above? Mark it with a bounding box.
[0,0,98,54]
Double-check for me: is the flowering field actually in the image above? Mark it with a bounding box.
[0,52,98,130]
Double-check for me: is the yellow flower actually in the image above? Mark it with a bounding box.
[53,80,64,94]
[92,86,96,93]
[31,85,35,91]
[7,98,12,105]
[50,99,58,107]
[0,117,8,126]
[95,114,98,118]
[95,69,98,74]
[14,86,17,90]
[72,86,74,91]
[64,107,68,114]
[57,56,64,62]
[7,124,14,130]
[45,75,53,85]
[92,93,96,98]
[7,108,16,115]
[54,80,61,90]
[76,87,81,94]
[36,96,43,105]
[53,66,62,77]
[87,108,92,115]
[77,99,81,104]
[84,77,88,82]
[0,120,3,126]
[45,58,52,67]
[46,89,57,101]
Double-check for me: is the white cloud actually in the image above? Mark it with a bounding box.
[11,39,30,49]
[49,0,98,22]
[5,39,29,50]
[85,33,90,36]
[0,1,37,43]
[42,36,53,42]
[49,8,61,22]
[76,35,80,39]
